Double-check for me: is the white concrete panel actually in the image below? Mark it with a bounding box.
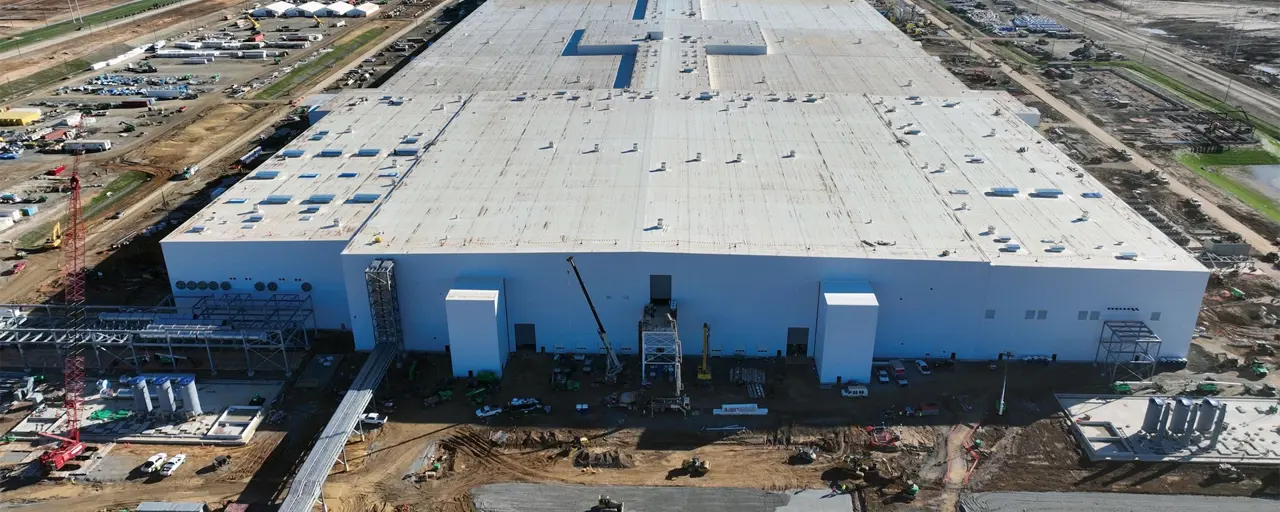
[160,239,349,329]
[445,278,507,377]
[816,281,878,384]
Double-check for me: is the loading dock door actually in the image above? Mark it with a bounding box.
[650,274,672,302]
[514,323,536,351]
[787,327,809,357]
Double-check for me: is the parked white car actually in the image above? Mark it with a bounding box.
[160,453,186,476]
[360,412,388,426]
[915,360,932,375]
[140,453,167,473]
[877,369,890,383]
[475,406,503,418]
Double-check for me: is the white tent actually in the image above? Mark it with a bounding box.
[287,1,326,17]
[252,1,293,17]
[348,2,379,17]
[318,2,354,16]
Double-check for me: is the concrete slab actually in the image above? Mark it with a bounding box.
[1056,394,1280,464]
[471,483,852,512]
[4,380,283,446]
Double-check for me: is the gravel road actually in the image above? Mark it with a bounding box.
[959,491,1276,512]
[472,483,853,512]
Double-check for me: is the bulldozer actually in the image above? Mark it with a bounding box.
[680,457,709,477]
[591,495,624,512]
[43,222,62,250]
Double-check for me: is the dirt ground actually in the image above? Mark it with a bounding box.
[0,0,137,37]
[1088,0,1280,63]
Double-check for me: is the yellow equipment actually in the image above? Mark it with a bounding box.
[313,15,324,27]
[247,15,262,32]
[697,323,711,381]
[44,222,62,250]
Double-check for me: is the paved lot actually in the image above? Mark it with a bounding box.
[472,483,852,512]
[959,492,1275,512]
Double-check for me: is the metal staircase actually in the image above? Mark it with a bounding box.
[364,258,403,349]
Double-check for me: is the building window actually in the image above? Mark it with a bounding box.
[1036,310,1048,320]
[1078,311,1088,321]
[1089,311,1100,320]
[1150,312,1162,321]
[985,309,996,319]
[1025,310,1035,320]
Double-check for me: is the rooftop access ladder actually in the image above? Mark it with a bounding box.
[566,257,622,383]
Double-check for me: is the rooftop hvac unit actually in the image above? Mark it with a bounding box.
[990,187,1018,197]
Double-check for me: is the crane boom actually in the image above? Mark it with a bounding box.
[566,257,621,382]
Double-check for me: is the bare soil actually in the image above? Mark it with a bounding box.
[0,0,137,37]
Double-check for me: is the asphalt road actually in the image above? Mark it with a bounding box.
[959,491,1276,512]
[904,0,1278,254]
[472,483,852,512]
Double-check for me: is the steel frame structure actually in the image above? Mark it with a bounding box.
[365,259,404,350]
[1095,320,1163,383]
[0,294,313,376]
[640,305,682,396]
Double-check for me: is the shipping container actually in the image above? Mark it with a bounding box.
[19,206,38,216]
[47,164,67,176]
[119,98,155,108]
[63,140,113,153]
[42,129,68,141]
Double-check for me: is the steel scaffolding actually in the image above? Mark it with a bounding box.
[640,302,682,396]
[0,294,313,376]
[1095,320,1163,383]
[365,259,404,350]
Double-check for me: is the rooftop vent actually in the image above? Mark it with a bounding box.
[994,236,1012,243]
[1082,191,1104,198]
[1118,252,1139,260]
[261,195,293,205]
[1002,243,1021,252]
[1046,245,1066,253]
[350,193,381,204]
[338,172,358,178]
[252,170,280,180]
[356,148,381,157]
[393,146,419,156]
[307,194,335,204]
[1032,188,1064,198]
[189,225,206,233]
[246,214,264,223]
[281,149,305,158]
[226,198,247,204]
[990,187,1018,197]
[318,148,343,158]
[299,173,319,179]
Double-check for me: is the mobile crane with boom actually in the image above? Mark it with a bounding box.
[566,257,622,383]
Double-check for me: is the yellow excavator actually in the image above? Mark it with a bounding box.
[697,323,712,381]
[313,15,324,28]
[247,15,262,33]
[43,222,62,250]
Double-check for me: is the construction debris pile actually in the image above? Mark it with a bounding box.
[730,367,766,399]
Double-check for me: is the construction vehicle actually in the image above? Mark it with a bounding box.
[37,431,85,471]
[247,15,262,34]
[867,425,901,452]
[603,391,639,409]
[1250,359,1269,377]
[591,495,624,512]
[313,15,324,28]
[422,389,453,407]
[119,121,136,133]
[566,257,622,383]
[696,323,712,381]
[44,222,62,250]
[679,457,709,477]
[790,446,817,465]
[899,481,920,502]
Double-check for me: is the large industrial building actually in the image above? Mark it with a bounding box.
[162,0,1209,385]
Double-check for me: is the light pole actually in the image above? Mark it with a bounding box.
[997,351,1014,416]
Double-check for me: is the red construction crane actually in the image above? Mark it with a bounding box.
[42,154,87,472]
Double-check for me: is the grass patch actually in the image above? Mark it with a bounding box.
[0,0,179,54]
[253,27,388,100]
[1180,149,1280,167]
[1085,60,1280,141]
[0,59,90,103]
[1176,152,1280,224]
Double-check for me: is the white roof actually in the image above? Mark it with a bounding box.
[169,0,1198,271]
[291,1,326,13]
[321,2,354,14]
[352,2,379,12]
[257,1,292,13]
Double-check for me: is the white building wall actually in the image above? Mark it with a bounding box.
[161,239,351,329]
[444,278,508,377]
[816,281,879,385]
[340,251,1207,364]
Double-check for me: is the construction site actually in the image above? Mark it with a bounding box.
[0,0,1277,512]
